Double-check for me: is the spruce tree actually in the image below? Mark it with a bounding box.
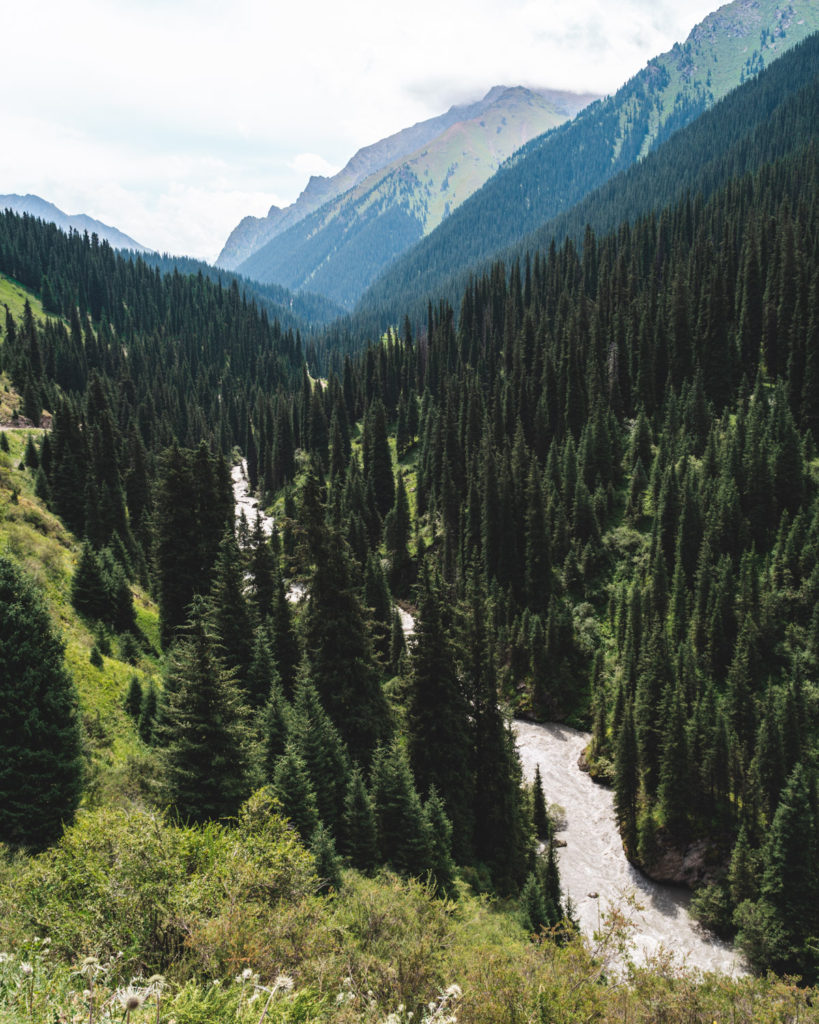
[288,681,350,832]
[370,738,431,877]
[301,527,389,763]
[0,554,83,849]
[407,565,474,857]
[339,765,379,872]
[158,597,252,823]
[272,744,320,842]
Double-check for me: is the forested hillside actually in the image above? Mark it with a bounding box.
[353,0,819,336]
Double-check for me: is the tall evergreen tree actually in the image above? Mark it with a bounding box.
[158,597,251,823]
[0,554,84,849]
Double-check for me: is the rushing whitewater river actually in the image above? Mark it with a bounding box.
[231,460,741,973]
[514,719,745,974]
[232,461,272,535]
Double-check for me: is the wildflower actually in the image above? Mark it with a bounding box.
[274,973,294,992]
[20,962,33,975]
[242,967,254,981]
[444,985,462,1000]
[0,953,9,963]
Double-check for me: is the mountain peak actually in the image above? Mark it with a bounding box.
[216,83,597,272]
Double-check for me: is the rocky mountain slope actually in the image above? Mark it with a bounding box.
[220,86,596,306]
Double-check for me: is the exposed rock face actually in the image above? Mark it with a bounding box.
[641,833,727,888]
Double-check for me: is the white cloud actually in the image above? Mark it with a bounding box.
[289,154,343,180]
[0,0,718,259]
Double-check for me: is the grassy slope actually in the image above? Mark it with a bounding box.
[0,272,48,323]
[0,279,162,806]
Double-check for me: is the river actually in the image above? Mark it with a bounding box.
[514,719,745,974]
[231,460,743,974]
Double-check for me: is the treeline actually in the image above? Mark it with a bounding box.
[136,250,345,327]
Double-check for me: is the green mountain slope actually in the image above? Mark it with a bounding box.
[354,0,819,331]
[233,87,596,308]
[217,85,595,272]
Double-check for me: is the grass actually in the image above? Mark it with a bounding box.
[0,272,49,330]
[0,426,161,807]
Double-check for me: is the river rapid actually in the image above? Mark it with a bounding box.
[515,719,745,974]
[231,461,743,974]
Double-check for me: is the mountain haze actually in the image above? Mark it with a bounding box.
[0,194,151,254]
[355,0,819,327]
[221,86,596,306]
[217,86,595,272]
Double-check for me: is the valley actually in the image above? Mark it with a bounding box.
[2,1,819,1020]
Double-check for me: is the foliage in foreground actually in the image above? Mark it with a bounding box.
[1,798,818,1024]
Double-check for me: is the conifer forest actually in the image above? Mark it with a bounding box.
[2,20,819,1024]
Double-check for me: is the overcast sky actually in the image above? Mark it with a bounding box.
[1,0,719,262]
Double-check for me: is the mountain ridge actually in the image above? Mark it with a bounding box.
[353,0,819,329]
[0,193,151,254]
[229,85,596,306]
[217,85,597,274]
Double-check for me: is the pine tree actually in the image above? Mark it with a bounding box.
[301,528,389,763]
[272,743,320,842]
[0,554,83,849]
[339,765,379,872]
[407,565,474,857]
[158,597,251,822]
[370,738,431,877]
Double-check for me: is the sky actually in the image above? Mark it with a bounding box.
[1,0,719,262]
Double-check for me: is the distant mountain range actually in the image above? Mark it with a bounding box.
[354,0,819,327]
[218,86,597,307]
[0,194,151,254]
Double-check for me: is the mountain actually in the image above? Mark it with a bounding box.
[354,0,819,329]
[222,87,596,307]
[217,86,595,273]
[0,193,151,253]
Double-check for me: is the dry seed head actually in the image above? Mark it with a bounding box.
[115,986,147,1011]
